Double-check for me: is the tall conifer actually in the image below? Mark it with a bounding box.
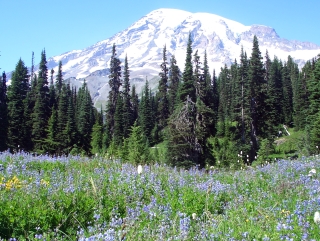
[7,59,29,151]
[157,45,169,129]
[168,54,181,114]
[0,72,8,151]
[105,43,122,146]
[32,50,50,151]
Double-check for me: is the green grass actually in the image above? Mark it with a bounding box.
[0,151,319,240]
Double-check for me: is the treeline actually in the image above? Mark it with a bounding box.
[0,51,98,155]
[1,35,320,168]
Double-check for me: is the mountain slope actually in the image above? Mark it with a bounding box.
[43,8,320,106]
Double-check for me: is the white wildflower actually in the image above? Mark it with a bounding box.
[309,169,317,176]
[314,211,320,224]
[137,165,143,174]
[192,213,197,220]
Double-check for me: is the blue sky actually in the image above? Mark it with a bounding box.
[1,0,319,72]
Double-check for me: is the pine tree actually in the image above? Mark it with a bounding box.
[127,122,150,164]
[211,70,219,127]
[178,33,195,103]
[56,83,69,151]
[282,61,294,126]
[105,43,122,146]
[157,45,169,129]
[122,55,133,138]
[248,36,267,161]
[32,50,50,151]
[64,84,77,153]
[55,61,63,96]
[265,57,283,135]
[293,60,310,130]
[43,107,59,154]
[0,72,8,151]
[168,54,181,114]
[77,81,95,154]
[139,78,153,141]
[113,93,124,145]
[7,59,29,151]
[49,68,56,110]
[131,85,139,125]
[91,108,104,155]
[166,96,199,168]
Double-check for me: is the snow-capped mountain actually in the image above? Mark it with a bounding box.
[44,8,320,106]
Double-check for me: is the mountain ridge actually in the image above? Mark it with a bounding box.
[16,8,320,106]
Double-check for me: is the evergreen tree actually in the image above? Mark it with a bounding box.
[127,122,150,164]
[113,93,124,145]
[56,83,69,152]
[139,78,153,141]
[157,45,169,129]
[32,50,50,151]
[248,36,267,161]
[307,58,320,123]
[91,108,104,155]
[282,61,294,126]
[55,61,63,96]
[7,59,29,151]
[168,54,180,114]
[265,57,283,135]
[23,73,37,151]
[166,96,199,168]
[178,33,195,103]
[49,68,56,110]
[64,84,77,153]
[131,85,139,125]
[122,55,133,138]
[234,48,250,146]
[211,70,219,127]
[105,43,122,146]
[43,107,59,154]
[293,61,311,130]
[217,65,232,132]
[0,72,8,151]
[77,81,95,154]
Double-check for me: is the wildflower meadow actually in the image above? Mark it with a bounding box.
[0,151,320,240]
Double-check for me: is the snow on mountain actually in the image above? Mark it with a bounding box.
[43,8,320,106]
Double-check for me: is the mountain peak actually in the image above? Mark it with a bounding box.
[40,9,320,107]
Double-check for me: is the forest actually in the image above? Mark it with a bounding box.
[1,34,320,168]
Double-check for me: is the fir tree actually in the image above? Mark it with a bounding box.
[49,68,56,110]
[105,43,122,146]
[55,61,63,96]
[0,72,8,151]
[265,57,283,135]
[56,83,69,151]
[168,54,181,114]
[122,55,133,138]
[7,59,29,151]
[91,109,103,155]
[139,78,153,141]
[248,36,267,161]
[77,81,95,154]
[157,45,169,129]
[178,33,195,103]
[131,85,139,125]
[32,50,50,151]
[293,60,310,130]
[127,122,150,164]
[43,107,59,154]
[64,84,77,153]
[113,93,124,145]
[282,61,294,126]
[166,96,199,168]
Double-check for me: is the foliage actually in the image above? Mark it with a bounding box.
[0,152,320,240]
